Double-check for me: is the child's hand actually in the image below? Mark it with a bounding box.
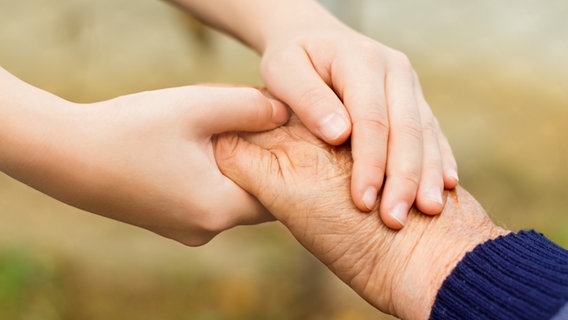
[1,82,289,245]
[259,13,458,228]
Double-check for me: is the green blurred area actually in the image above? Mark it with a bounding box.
[0,0,567,319]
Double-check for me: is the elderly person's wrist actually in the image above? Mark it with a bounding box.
[385,188,510,319]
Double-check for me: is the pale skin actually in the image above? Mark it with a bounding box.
[0,67,289,246]
[214,116,509,319]
[168,0,459,228]
[1,0,457,246]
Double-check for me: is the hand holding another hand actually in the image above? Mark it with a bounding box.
[164,0,459,228]
[259,11,458,228]
[214,116,507,319]
[0,80,288,246]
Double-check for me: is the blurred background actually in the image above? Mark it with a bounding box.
[0,0,567,319]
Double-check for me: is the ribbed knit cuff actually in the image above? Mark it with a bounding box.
[430,230,568,320]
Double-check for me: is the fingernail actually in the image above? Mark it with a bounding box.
[319,113,348,142]
[362,187,378,211]
[271,100,289,124]
[447,168,459,184]
[427,188,443,206]
[390,203,408,226]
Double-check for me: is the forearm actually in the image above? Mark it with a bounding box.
[0,67,86,201]
[1,68,62,172]
[164,0,343,52]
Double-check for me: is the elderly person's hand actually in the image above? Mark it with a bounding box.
[214,116,507,319]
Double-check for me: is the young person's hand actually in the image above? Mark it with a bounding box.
[214,116,507,319]
[166,0,459,228]
[260,22,458,227]
[0,72,288,246]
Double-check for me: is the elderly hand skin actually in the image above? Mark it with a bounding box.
[214,117,508,319]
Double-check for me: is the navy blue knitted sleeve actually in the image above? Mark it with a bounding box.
[430,230,568,320]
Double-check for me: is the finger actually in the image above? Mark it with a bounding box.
[333,57,389,212]
[261,47,351,145]
[213,133,282,215]
[379,62,423,229]
[412,77,459,189]
[193,86,289,135]
[437,126,459,188]
[413,93,444,215]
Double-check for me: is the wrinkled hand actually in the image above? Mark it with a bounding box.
[214,117,506,319]
[261,18,458,228]
[3,85,288,246]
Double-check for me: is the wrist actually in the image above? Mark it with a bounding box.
[0,74,92,206]
[0,71,74,176]
[254,0,347,53]
[384,188,510,319]
[169,0,346,53]
[0,99,78,180]
[410,223,508,320]
[233,0,345,53]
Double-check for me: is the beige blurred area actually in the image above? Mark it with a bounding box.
[0,0,567,319]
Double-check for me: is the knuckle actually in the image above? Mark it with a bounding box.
[244,88,269,108]
[358,158,387,176]
[401,114,422,139]
[421,118,438,138]
[359,39,382,54]
[295,86,333,112]
[354,39,384,67]
[353,141,387,167]
[241,88,272,124]
[399,117,423,142]
[242,86,265,101]
[395,174,420,190]
[214,134,240,163]
[422,164,443,181]
[390,50,413,70]
[389,164,421,188]
[353,109,390,133]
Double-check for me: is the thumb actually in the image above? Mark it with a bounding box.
[195,86,289,135]
[262,47,351,145]
[213,133,281,210]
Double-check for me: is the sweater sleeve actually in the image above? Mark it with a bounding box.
[430,230,568,320]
